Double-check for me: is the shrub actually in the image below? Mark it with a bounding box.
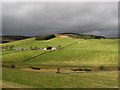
[84,68,91,71]
[9,45,14,51]
[99,66,104,70]
[30,66,40,70]
[34,46,38,50]
[71,69,77,71]
[56,67,60,73]
[3,45,14,51]
[119,67,120,71]
[71,68,91,71]
[30,47,34,50]
[11,65,15,68]
[46,46,52,50]
[71,69,83,71]
[58,45,61,48]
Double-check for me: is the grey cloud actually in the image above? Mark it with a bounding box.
[2,2,118,37]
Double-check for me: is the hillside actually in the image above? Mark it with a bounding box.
[2,36,118,88]
[2,37,118,67]
[55,33,105,39]
[1,35,31,43]
[1,33,106,44]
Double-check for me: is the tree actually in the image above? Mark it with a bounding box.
[58,45,61,48]
[4,46,9,51]
[35,34,55,40]
[34,46,38,50]
[11,64,15,68]
[56,67,60,73]
[2,46,5,51]
[46,46,52,50]
[30,47,34,50]
[99,66,104,70]
[9,45,14,51]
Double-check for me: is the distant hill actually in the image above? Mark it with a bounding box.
[56,33,105,39]
[0,33,106,43]
[1,35,31,43]
[59,32,80,34]
[106,37,119,39]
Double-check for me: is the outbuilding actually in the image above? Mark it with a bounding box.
[15,48,23,50]
[39,48,44,50]
[43,48,47,50]
[51,47,57,50]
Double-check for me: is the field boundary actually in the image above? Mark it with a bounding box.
[2,66,118,75]
[2,64,119,70]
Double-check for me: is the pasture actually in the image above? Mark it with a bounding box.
[2,68,118,88]
[2,37,118,88]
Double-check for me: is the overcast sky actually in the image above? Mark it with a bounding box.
[2,2,118,37]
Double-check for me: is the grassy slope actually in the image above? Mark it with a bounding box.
[2,50,47,62]
[2,37,118,88]
[13,37,79,49]
[25,39,118,67]
[2,37,118,67]
[2,68,118,88]
[2,37,79,62]
[2,38,35,46]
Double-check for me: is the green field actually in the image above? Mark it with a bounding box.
[25,39,118,67]
[2,37,118,88]
[2,68,118,88]
[2,37,118,67]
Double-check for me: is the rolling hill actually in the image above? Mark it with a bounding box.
[1,35,118,88]
[1,35,31,43]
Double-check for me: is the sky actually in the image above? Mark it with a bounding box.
[2,2,118,37]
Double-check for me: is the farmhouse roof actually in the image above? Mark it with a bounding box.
[15,47,23,50]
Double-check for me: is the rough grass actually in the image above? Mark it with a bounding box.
[2,68,118,88]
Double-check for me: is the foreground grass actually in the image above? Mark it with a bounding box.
[2,68,118,88]
[2,80,35,88]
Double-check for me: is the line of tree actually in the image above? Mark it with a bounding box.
[2,45,14,51]
[35,34,55,40]
[68,34,105,39]
[30,46,39,50]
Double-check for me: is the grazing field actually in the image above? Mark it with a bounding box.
[2,38,35,46]
[2,50,47,62]
[2,37,118,88]
[2,68,118,88]
[13,37,79,49]
[25,39,118,67]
